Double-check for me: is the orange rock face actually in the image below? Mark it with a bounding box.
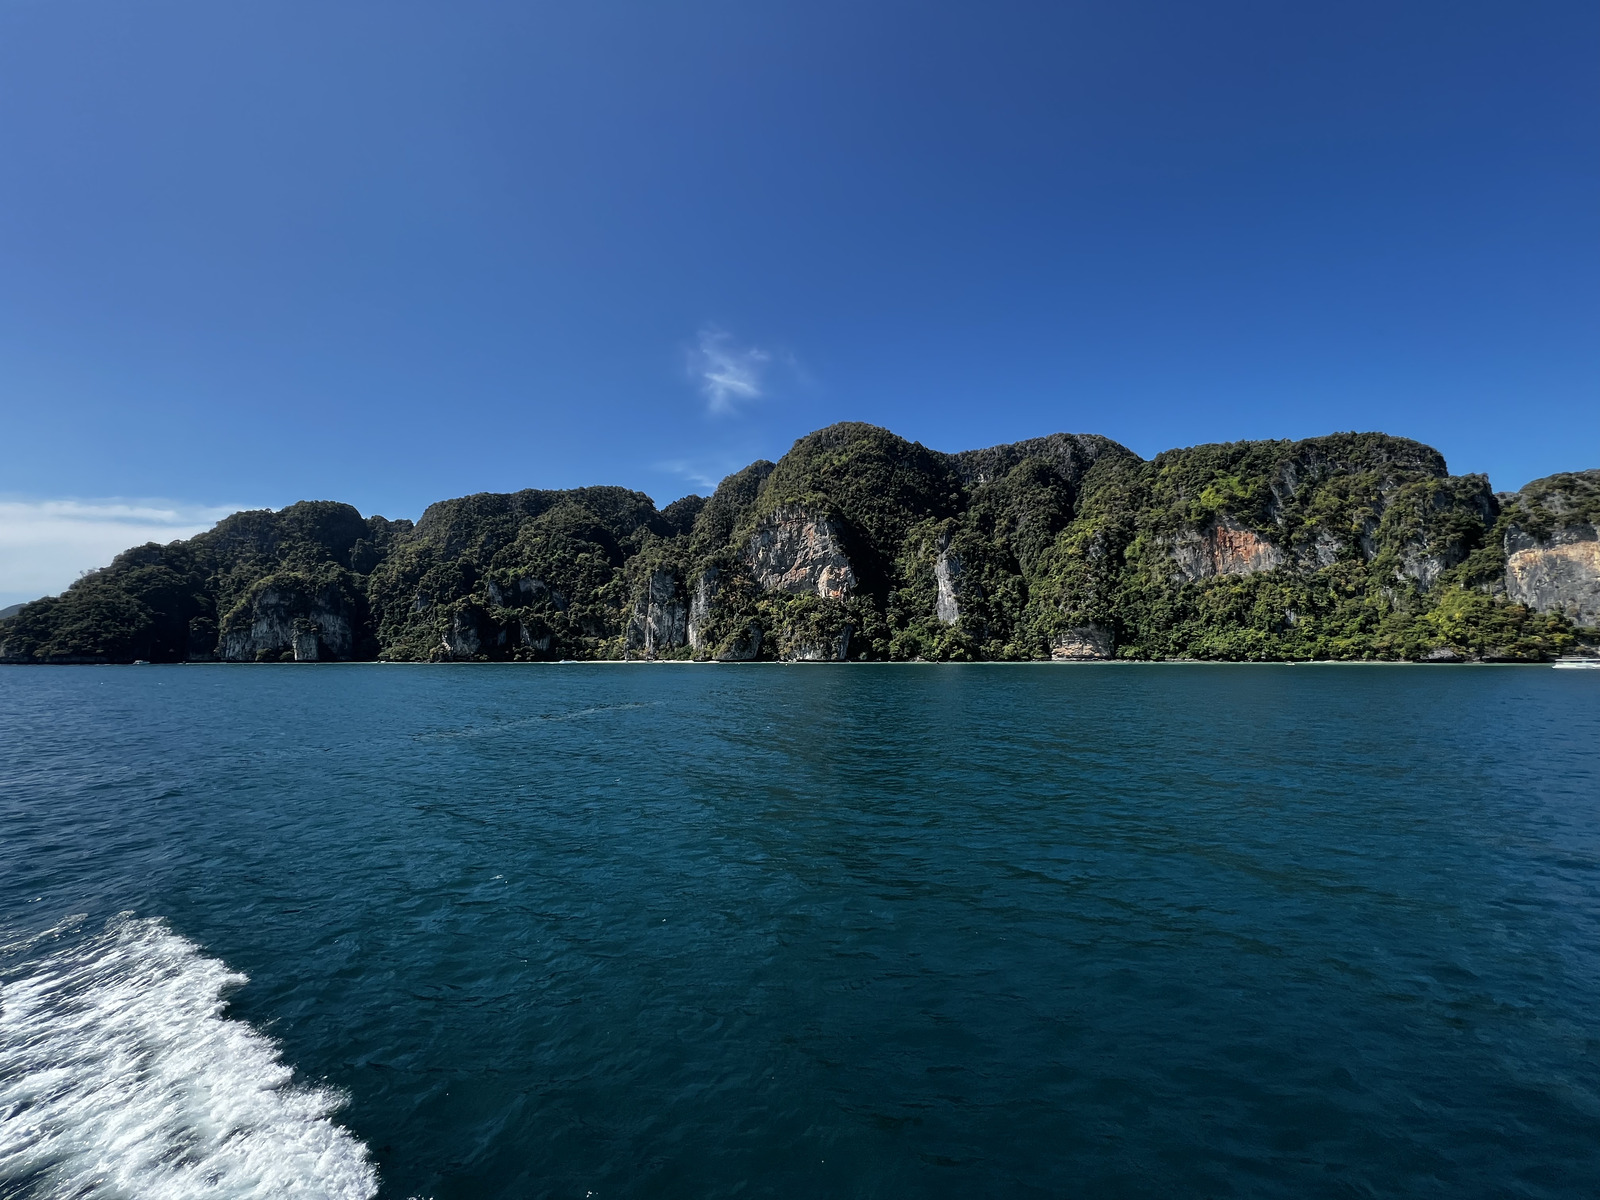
[1209,523,1282,575]
[1169,517,1285,582]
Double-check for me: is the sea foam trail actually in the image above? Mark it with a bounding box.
[0,915,379,1200]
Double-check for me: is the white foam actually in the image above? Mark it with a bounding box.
[0,915,379,1199]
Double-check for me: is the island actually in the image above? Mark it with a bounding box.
[3,424,1597,665]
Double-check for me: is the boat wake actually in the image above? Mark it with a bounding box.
[0,915,379,1200]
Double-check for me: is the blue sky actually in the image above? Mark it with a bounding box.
[1,1,1596,603]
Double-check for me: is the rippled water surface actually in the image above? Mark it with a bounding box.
[2,663,1599,1199]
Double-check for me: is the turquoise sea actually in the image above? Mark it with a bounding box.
[1,664,1598,1199]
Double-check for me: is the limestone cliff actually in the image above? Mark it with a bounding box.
[1502,470,1600,629]
[626,569,689,655]
[783,627,852,661]
[219,575,361,662]
[1051,624,1114,660]
[1505,534,1600,628]
[1167,517,1286,582]
[744,507,857,599]
[933,551,964,624]
[686,569,718,653]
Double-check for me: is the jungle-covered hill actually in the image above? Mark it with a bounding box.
[4,424,1596,664]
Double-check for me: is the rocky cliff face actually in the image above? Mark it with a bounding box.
[219,576,360,662]
[1167,517,1286,582]
[682,568,764,660]
[1051,624,1113,660]
[1502,470,1600,629]
[744,507,857,599]
[933,551,964,624]
[785,630,852,661]
[433,604,560,660]
[1505,530,1600,628]
[627,569,689,655]
[686,569,718,653]
[714,621,764,661]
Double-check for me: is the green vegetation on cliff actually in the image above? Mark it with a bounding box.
[3,425,1593,664]
[1,502,404,664]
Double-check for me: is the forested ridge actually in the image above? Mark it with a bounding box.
[4,424,1596,664]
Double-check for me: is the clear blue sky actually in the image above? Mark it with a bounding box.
[1,1,1596,599]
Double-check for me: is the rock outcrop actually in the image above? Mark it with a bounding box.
[438,605,490,660]
[220,578,358,662]
[683,568,766,660]
[716,622,764,661]
[627,569,688,654]
[785,627,852,661]
[934,551,963,624]
[1051,624,1113,660]
[436,605,557,659]
[745,507,856,598]
[1502,471,1600,629]
[687,569,719,653]
[1168,517,1286,582]
[1505,526,1600,628]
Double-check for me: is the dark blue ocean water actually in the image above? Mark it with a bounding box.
[2,664,1599,1199]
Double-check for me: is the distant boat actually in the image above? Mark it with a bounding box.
[1552,657,1600,670]
[132,660,150,665]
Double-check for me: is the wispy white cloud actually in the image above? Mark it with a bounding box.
[0,498,248,606]
[654,460,724,492]
[690,327,771,415]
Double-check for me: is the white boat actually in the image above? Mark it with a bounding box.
[1553,657,1600,670]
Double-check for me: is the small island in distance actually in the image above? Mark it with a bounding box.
[3,422,1597,666]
